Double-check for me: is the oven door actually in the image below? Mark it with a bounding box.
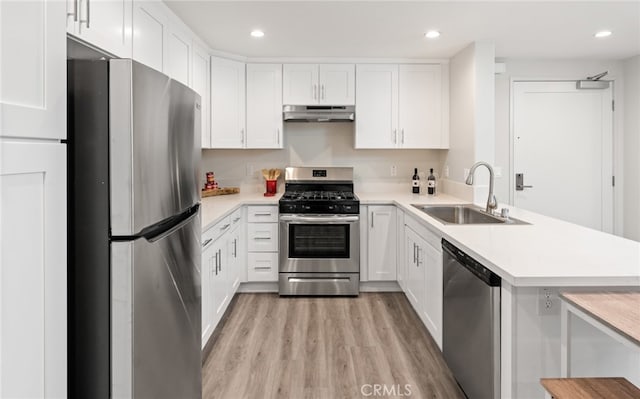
[279,214,360,274]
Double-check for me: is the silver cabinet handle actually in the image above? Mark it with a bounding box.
[68,0,78,21]
[240,128,245,143]
[371,213,374,228]
[392,129,397,144]
[321,84,325,100]
[220,223,230,231]
[413,243,417,264]
[416,246,421,266]
[255,266,272,270]
[253,236,271,240]
[233,238,237,258]
[214,251,219,275]
[233,217,241,223]
[202,238,213,248]
[276,127,280,145]
[79,0,90,28]
[401,129,405,144]
[515,173,533,191]
[218,249,222,272]
[313,84,317,100]
[254,213,272,217]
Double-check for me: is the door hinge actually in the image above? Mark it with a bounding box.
[612,176,615,187]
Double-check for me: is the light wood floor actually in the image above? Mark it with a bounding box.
[202,293,465,399]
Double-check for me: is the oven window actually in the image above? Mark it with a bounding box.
[289,224,350,258]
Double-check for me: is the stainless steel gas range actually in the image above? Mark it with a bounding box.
[278,167,360,296]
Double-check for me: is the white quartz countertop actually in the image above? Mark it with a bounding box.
[201,190,640,287]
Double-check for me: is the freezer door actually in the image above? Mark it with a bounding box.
[112,211,201,399]
[110,59,201,236]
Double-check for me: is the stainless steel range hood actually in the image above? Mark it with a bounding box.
[283,105,355,122]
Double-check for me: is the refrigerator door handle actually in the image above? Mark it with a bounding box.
[112,204,200,243]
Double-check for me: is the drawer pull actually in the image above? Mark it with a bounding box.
[253,213,272,216]
[254,266,272,270]
[233,217,241,222]
[202,238,213,248]
[253,236,271,240]
[220,223,231,231]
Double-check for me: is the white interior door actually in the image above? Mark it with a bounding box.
[512,81,613,232]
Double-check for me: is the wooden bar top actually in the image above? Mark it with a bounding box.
[541,377,640,399]
[560,291,640,347]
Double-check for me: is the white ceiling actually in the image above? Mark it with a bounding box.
[164,1,640,60]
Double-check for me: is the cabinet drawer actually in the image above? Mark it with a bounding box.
[247,206,278,223]
[247,223,278,251]
[247,252,279,282]
[203,216,231,247]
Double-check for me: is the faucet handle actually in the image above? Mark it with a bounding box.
[500,208,509,219]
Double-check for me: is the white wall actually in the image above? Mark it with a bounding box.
[623,55,640,241]
[202,123,446,194]
[494,58,626,235]
[442,42,495,203]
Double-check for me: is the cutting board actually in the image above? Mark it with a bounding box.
[201,187,240,198]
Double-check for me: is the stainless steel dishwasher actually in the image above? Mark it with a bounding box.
[442,239,501,399]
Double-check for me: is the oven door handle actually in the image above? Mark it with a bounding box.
[279,215,360,223]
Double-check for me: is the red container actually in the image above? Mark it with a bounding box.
[264,180,277,197]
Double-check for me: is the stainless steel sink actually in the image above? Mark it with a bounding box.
[411,204,528,225]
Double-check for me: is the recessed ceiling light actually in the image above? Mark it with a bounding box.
[250,30,265,38]
[425,30,441,39]
[594,30,612,38]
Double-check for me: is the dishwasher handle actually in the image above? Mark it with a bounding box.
[442,239,501,287]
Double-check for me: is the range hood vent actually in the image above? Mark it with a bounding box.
[283,105,355,122]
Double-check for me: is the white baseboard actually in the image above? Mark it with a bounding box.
[237,281,402,293]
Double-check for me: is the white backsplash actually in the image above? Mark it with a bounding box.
[202,123,447,194]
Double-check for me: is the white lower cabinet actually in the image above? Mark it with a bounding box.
[367,205,397,281]
[246,206,279,282]
[201,207,244,348]
[404,215,443,349]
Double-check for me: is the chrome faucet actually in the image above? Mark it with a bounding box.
[465,161,498,214]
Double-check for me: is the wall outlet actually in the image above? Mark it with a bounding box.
[444,165,449,178]
[494,166,502,178]
[390,165,397,177]
[538,288,559,316]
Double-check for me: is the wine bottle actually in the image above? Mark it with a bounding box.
[412,168,420,194]
[427,168,436,195]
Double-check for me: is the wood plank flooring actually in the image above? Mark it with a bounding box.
[202,293,465,399]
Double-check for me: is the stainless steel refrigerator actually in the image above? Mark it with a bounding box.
[67,59,201,399]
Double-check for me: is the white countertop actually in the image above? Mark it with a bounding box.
[201,190,640,287]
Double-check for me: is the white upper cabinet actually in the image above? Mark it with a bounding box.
[66,0,132,58]
[192,44,211,148]
[210,57,246,148]
[167,25,192,87]
[132,1,168,73]
[283,64,355,105]
[399,64,446,148]
[1,0,66,140]
[355,63,448,149]
[354,64,398,149]
[246,64,283,149]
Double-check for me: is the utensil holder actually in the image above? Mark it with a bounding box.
[264,180,277,197]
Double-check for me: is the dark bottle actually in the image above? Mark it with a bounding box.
[412,168,420,194]
[427,168,436,195]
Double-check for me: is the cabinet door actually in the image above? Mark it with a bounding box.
[0,140,66,398]
[404,227,425,314]
[246,64,283,149]
[283,64,318,105]
[398,64,443,148]
[211,238,229,326]
[422,242,443,349]
[167,25,191,86]
[319,64,355,105]
[211,57,246,148]
[132,0,168,73]
[354,64,398,149]
[192,44,211,148]
[1,0,66,140]
[74,0,132,58]
[201,239,215,346]
[367,206,397,281]
[228,225,243,292]
[396,209,406,290]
